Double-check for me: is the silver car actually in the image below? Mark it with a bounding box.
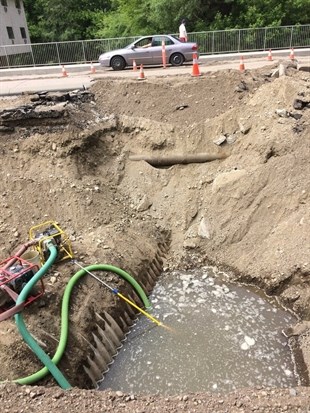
[98,34,198,71]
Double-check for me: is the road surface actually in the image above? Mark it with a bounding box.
[0,50,309,96]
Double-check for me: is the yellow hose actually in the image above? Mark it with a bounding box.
[117,292,162,326]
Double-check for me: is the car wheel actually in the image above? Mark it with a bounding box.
[170,53,184,66]
[111,56,126,71]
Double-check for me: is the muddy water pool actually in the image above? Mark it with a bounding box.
[99,267,298,394]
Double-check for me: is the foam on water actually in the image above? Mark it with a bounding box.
[99,267,298,394]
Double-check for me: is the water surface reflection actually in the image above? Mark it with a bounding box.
[100,268,297,394]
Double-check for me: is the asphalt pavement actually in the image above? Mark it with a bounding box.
[0,48,309,96]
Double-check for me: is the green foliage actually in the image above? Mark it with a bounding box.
[23,0,310,42]
[94,0,153,38]
[23,0,111,42]
[210,0,310,29]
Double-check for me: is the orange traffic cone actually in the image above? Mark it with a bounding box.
[162,40,167,69]
[138,64,146,80]
[191,53,201,77]
[133,59,137,71]
[289,48,295,60]
[61,65,68,77]
[90,62,96,74]
[239,56,245,72]
[267,49,273,61]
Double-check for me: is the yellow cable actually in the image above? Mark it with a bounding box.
[117,292,162,326]
[72,260,175,332]
[118,292,176,333]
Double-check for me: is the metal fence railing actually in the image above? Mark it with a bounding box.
[0,24,309,69]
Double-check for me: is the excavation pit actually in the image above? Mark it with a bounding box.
[0,66,309,410]
[100,267,298,394]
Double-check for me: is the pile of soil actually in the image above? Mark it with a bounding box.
[0,63,309,411]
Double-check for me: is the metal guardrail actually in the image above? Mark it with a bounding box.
[0,24,309,69]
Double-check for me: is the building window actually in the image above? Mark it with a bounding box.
[7,27,15,40]
[1,0,8,7]
[15,0,21,8]
[20,27,27,39]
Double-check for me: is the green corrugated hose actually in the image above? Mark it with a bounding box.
[14,263,150,387]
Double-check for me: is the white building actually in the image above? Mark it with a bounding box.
[0,0,31,46]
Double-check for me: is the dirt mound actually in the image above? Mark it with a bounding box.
[0,64,309,411]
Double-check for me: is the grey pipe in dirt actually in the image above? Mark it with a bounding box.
[129,153,227,167]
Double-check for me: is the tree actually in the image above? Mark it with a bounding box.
[23,0,111,42]
[23,0,310,42]
[210,0,310,29]
[92,0,235,38]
